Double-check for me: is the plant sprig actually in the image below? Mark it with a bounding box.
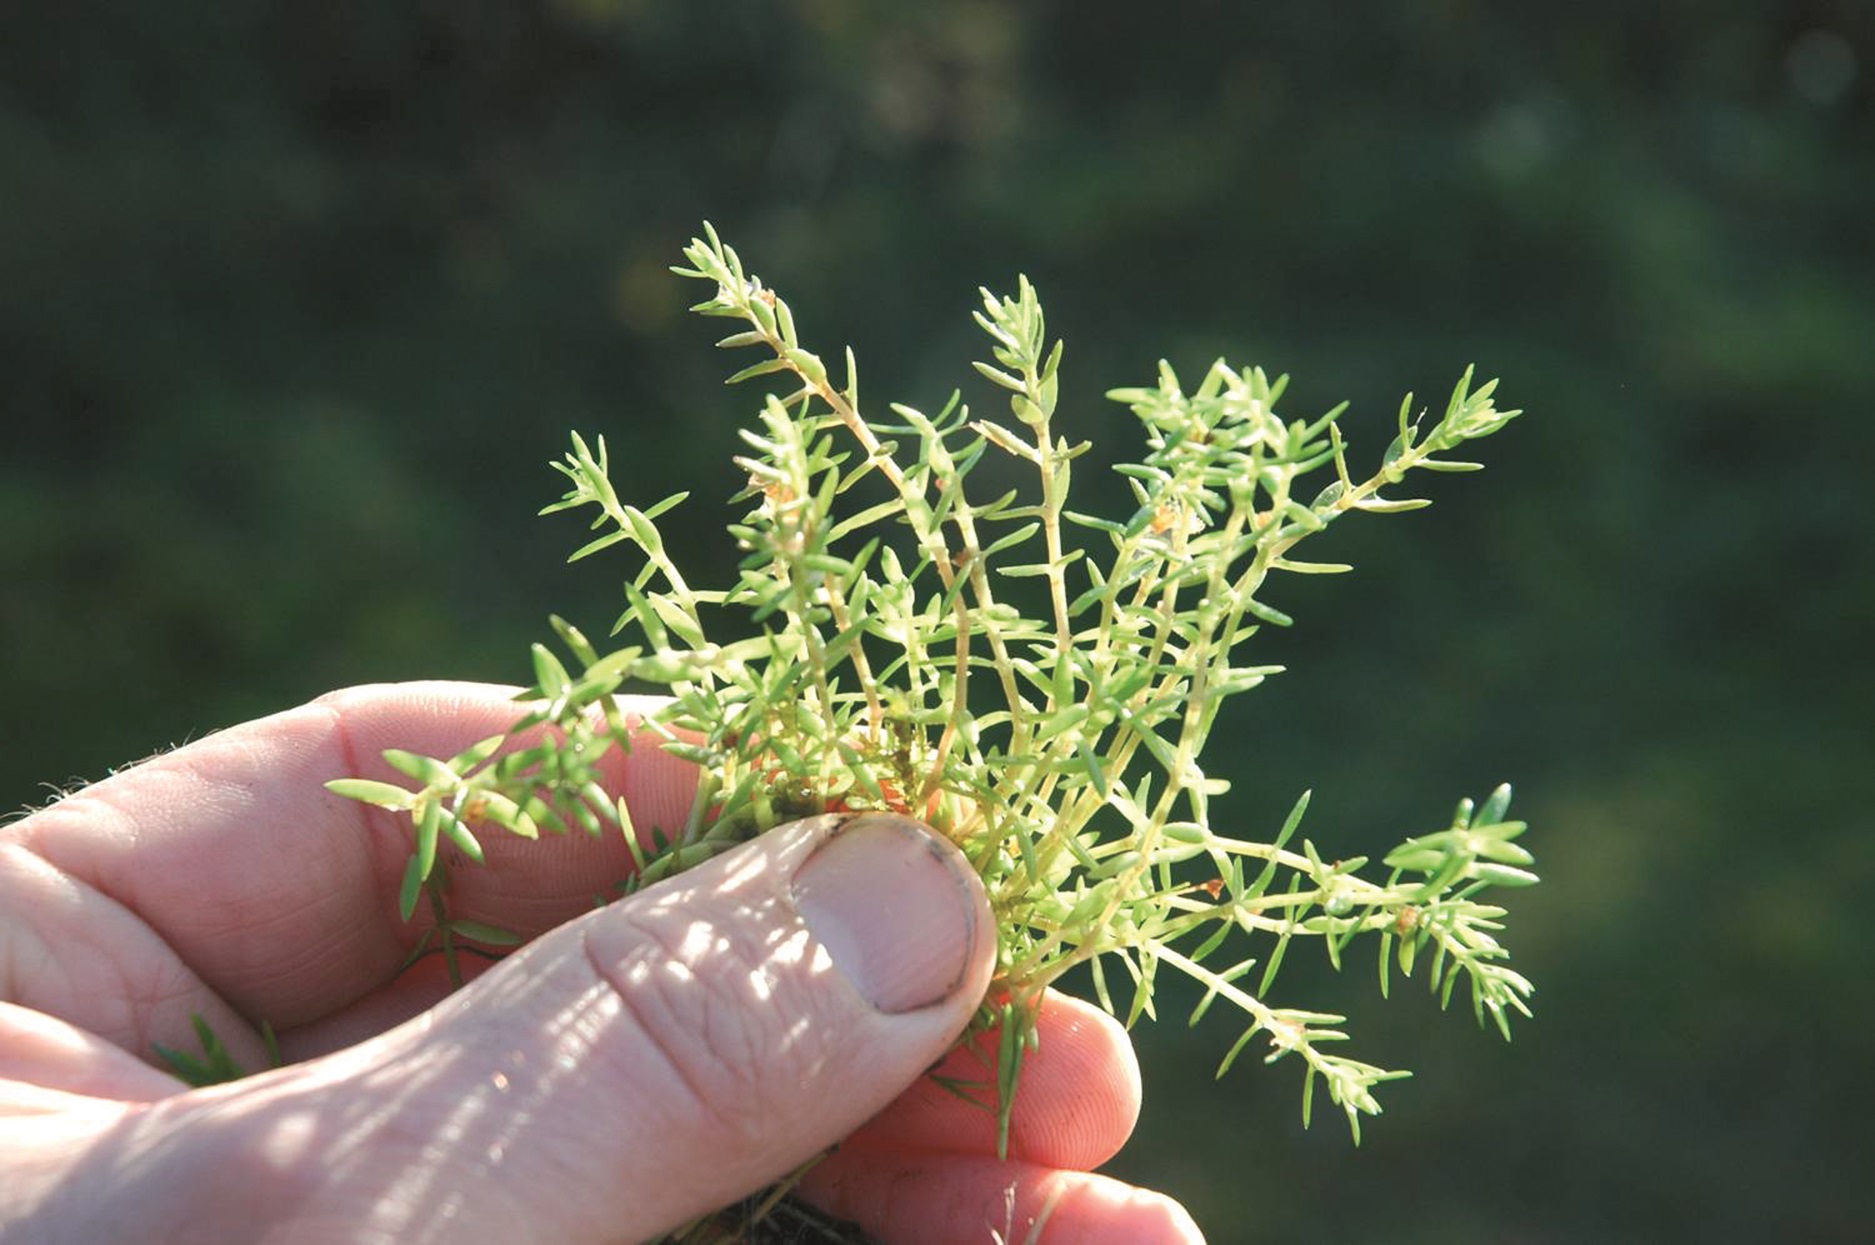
[329,224,1536,1159]
[154,1014,282,1087]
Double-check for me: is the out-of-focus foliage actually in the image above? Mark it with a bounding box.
[3,3,1869,1241]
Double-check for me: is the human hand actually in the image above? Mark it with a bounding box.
[0,682,1203,1244]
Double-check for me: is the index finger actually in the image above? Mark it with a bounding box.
[0,682,697,1059]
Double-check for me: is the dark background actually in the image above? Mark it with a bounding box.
[4,3,1870,1241]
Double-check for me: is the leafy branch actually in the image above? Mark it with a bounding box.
[329,224,1536,1165]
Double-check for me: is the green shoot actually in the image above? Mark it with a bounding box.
[327,225,1537,1210]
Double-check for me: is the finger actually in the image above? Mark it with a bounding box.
[0,1001,178,1103]
[272,948,498,1064]
[840,990,1142,1171]
[799,1151,1206,1245]
[0,682,697,1062]
[23,813,996,1244]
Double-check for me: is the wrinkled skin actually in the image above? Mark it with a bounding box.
[0,683,1204,1244]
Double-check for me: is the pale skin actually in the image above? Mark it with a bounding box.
[0,682,1205,1244]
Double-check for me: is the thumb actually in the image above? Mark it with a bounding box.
[59,812,994,1245]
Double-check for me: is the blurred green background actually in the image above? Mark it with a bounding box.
[4,3,1870,1241]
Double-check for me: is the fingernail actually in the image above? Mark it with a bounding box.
[792,813,981,1014]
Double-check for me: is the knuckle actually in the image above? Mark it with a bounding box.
[583,897,837,1146]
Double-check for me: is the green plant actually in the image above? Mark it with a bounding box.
[154,1015,282,1087]
[327,226,1536,1239]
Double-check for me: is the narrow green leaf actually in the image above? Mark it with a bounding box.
[440,813,485,864]
[1258,914,1298,996]
[1243,597,1295,627]
[1355,496,1432,514]
[1216,1024,1260,1079]
[450,734,506,773]
[447,920,525,947]
[323,778,416,810]
[532,644,571,698]
[398,852,424,922]
[1271,557,1353,575]
[151,1041,209,1085]
[383,749,451,784]
[570,529,631,562]
[415,800,441,880]
[1477,783,1514,826]
[1090,954,1115,1014]
[973,361,1025,394]
[1470,863,1541,888]
[725,357,791,385]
